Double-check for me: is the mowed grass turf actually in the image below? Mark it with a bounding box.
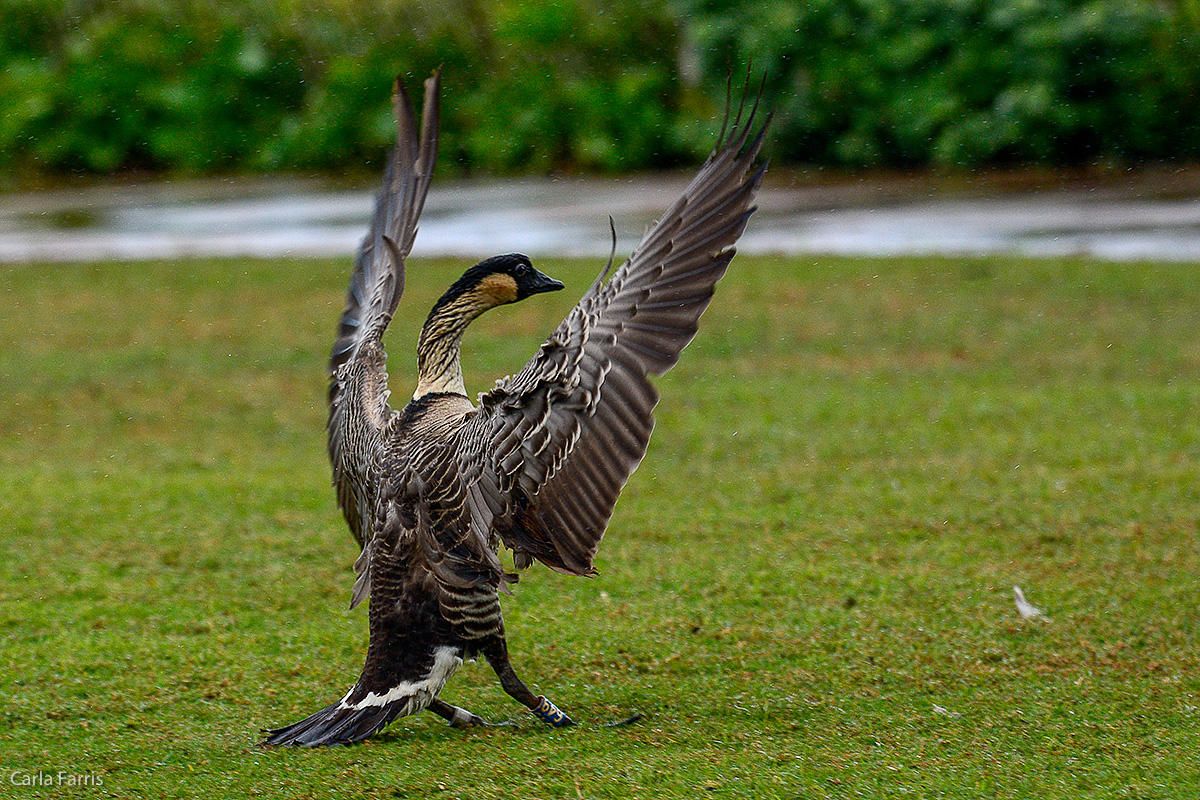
[1,253,1198,798]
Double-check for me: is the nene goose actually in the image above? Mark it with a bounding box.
[262,71,768,746]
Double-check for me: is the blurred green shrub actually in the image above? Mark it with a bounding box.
[0,0,695,177]
[2,0,1198,176]
[682,0,1200,166]
[1,2,308,172]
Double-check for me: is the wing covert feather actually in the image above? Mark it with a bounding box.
[461,85,770,575]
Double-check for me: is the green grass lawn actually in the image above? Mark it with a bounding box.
[1,253,1198,798]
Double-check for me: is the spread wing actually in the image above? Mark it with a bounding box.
[327,71,440,548]
[457,85,770,577]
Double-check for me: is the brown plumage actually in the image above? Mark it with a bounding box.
[262,70,769,746]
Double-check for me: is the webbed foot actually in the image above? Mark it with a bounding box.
[427,698,514,729]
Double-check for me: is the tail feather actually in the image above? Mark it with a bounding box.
[261,696,406,747]
[262,644,463,747]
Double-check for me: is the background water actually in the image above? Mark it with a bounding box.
[3,171,1200,264]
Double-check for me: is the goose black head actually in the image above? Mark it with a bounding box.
[432,253,563,317]
[475,253,564,301]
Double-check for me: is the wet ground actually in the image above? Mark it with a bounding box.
[3,167,1200,263]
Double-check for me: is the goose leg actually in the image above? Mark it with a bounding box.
[484,640,575,727]
[426,697,509,728]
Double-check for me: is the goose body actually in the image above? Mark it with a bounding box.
[262,71,768,746]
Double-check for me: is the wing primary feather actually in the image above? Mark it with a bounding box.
[330,69,440,377]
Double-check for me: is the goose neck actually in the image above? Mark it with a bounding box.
[413,301,481,399]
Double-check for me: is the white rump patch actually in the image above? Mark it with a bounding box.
[339,646,463,711]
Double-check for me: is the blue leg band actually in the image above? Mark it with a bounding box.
[531,695,571,726]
